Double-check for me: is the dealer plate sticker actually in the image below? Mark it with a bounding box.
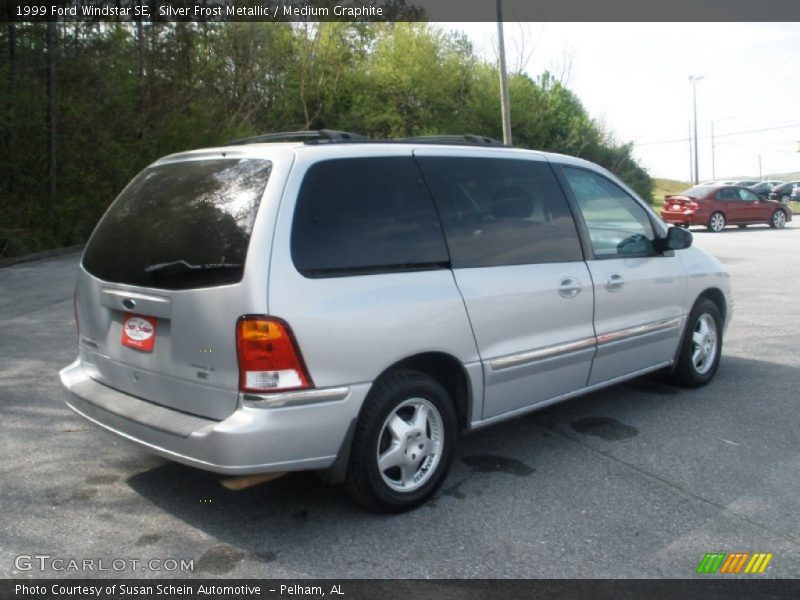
[121,313,157,352]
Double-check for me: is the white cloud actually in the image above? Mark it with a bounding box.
[444,22,800,180]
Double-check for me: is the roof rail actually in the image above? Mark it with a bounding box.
[225,131,509,147]
[225,130,366,145]
[397,134,508,147]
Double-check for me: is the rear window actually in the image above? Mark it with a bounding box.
[680,186,714,197]
[83,159,271,289]
[291,157,449,277]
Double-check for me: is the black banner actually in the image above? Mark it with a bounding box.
[4,579,800,600]
[5,0,800,22]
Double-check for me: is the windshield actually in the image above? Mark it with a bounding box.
[83,158,271,289]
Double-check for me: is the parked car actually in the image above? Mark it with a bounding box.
[734,180,760,187]
[61,131,732,512]
[791,184,800,202]
[770,181,800,202]
[661,184,791,232]
[748,181,782,198]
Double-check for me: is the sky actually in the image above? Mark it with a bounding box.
[445,22,800,182]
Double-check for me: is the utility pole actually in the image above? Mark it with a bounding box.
[688,120,694,183]
[689,75,704,184]
[497,0,512,146]
[711,122,715,181]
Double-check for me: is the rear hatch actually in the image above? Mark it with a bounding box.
[77,155,273,420]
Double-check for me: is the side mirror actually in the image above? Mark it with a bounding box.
[660,226,693,251]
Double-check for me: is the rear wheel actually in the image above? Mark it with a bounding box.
[770,209,787,229]
[669,298,722,387]
[707,212,726,232]
[344,369,456,513]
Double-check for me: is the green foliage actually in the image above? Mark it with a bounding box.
[0,22,654,259]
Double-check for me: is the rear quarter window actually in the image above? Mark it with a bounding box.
[83,159,271,289]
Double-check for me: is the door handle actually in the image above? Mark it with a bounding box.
[605,274,624,292]
[558,277,581,298]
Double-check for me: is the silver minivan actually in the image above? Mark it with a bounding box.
[61,132,732,512]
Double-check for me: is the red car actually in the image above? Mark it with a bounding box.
[660,184,792,232]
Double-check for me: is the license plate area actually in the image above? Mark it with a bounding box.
[121,313,158,352]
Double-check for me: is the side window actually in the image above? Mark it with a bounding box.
[715,188,737,201]
[417,157,583,268]
[738,188,759,201]
[562,167,656,258]
[291,157,448,277]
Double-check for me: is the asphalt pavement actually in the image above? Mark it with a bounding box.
[1,222,799,579]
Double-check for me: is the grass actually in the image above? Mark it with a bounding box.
[651,178,692,212]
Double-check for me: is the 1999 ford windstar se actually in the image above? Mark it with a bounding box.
[61,131,732,512]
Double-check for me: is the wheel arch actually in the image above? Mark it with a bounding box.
[697,287,727,325]
[317,351,472,485]
[374,352,472,434]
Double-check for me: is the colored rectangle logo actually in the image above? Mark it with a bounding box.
[697,552,773,574]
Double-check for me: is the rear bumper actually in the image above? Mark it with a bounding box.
[60,359,369,475]
[660,211,696,226]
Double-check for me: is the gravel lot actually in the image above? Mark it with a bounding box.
[2,222,799,579]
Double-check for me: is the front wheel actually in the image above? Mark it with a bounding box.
[344,369,456,512]
[770,209,787,229]
[707,212,726,232]
[669,299,723,387]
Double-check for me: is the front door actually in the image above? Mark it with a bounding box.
[735,187,769,222]
[559,166,687,385]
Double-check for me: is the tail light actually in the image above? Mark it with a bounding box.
[236,316,312,393]
[688,201,699,211]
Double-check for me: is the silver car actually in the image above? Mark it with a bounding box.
[60,132,732,512]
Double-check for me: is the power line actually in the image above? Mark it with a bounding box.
[634,122,800,147]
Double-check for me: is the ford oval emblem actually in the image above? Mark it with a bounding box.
[123,298,136,310]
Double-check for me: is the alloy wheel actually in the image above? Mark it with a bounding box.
[691,313,718,375]
[376,398,444,493]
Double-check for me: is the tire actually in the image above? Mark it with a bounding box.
[770,209,787,229]
[707,212,726,232]
[344,369,456,513]
[781,194,790,203]
[669,298,723,388]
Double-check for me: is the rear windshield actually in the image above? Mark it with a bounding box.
[679,185,714,198]
[83,159,271,289]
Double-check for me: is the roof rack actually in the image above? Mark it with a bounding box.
[225,131,509,148]
[225,130,367,146]
[397,134,507,147]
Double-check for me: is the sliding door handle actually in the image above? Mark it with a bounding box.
[558,277,582,298]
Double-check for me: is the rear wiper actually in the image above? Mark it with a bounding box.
[144,260,242,274]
